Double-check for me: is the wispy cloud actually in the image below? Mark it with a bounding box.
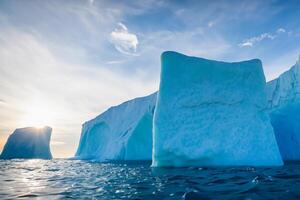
[239,28,286,47]
[276,28,286,33]
[110,22,139,55]
[106,60,126,65]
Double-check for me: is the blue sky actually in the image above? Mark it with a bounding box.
[0,0,300,157]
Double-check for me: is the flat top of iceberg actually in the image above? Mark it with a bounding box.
[161,51,261,66]
[13,126,52,136]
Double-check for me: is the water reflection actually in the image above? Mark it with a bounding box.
[0,159,300,199]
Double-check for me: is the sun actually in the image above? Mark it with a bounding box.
[20,102,55,128]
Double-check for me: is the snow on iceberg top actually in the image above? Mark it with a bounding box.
[0,126,52,159]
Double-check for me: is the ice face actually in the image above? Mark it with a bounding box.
[75,93,157,161]
[152,51,283,167]
[267,58,300,160]
[0,126,52,159]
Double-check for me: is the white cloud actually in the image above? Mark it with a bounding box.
[276,28,286,33]
[239,41,253,47]
[110,22,139,55]
[239,32,276,47]
[239,28,288,47]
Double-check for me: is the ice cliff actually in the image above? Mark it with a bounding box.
[75,93,157,161]
[267,56,300,160]
[0,126,52,159]
[152,51,283,167]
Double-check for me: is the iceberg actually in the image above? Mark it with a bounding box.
[267,56,300,160]
[0,126,52,159]
[75,93,157,161]
[152,51,283,167]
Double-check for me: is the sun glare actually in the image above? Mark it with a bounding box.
[20,102,56,128]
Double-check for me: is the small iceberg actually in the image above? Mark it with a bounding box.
[0,126,52,159]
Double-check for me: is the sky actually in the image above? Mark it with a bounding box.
[0,0,300,158]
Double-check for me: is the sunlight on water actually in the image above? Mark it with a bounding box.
[0,159,300,199]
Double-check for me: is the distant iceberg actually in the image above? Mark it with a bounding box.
[0,126,52,159]
[267,56,300,160]
[75,93,156,161]
[152,51,283,167]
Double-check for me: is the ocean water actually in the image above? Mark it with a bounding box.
[0,159,300,199]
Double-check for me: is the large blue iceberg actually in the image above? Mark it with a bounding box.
[74,51,291,167]
[267,56,300,160]
[152,51,283,167]
[75,93,156,161]
[0,126,52,159]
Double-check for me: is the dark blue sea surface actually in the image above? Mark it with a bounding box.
[0,159,300,199]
